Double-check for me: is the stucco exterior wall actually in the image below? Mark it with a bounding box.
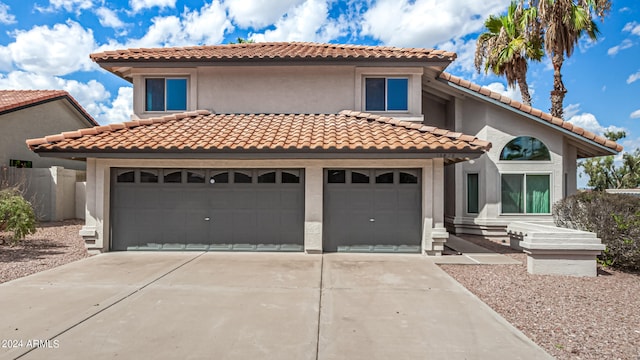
[130,65,425,120]
[0,100,91,170]
[448,96,565,235]
[80,157,447,255]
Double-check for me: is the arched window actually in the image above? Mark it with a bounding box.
[500,136,550,161]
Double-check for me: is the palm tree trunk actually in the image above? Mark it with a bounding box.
[517,72,532,106]
[550,51,567,118]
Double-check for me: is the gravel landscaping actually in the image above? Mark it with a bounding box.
[2,222,639,358]
[0,220,88,284]
[440,235,640,360]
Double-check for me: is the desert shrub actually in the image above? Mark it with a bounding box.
[553,192,640,271]
[0,188,37,243]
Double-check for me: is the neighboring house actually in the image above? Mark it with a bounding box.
[1,90,98,221]
[27,42,620,254]
[1,90,98,171]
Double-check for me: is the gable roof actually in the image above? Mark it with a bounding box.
[90,42,456,64]
[0,90,98,126]
[439,72,622,157]
[27,110,490,163]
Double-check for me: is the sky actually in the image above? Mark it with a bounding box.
[0,0,638,187]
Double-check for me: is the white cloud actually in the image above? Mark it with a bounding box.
[224,0,305,29]
[130,0,176,12]
[607,39,633,56]
[623,21,640,36]
[3,20,97,76]
[38,0,93,13]
[627,71,640,84]
[93,87,133,124]
[486,82,523,103]
[567,112,625,135]
[100,1,231,49]
[250,0,345,43]
[563,103,581,119]
[438,39,477,74]
[630,110,640,119]
[0,2,16,24]
[96,7,125,28]
[361,0,510,48]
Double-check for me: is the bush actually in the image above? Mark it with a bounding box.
[0,188,37,244]
[553,191,640,272]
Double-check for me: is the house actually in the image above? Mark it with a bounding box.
[26,42,620,254]
[1,90,98,170]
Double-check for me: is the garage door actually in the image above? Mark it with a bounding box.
[110,168,304,251]
[324,169,421,253]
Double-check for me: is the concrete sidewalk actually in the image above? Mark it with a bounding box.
[0,252,551,359]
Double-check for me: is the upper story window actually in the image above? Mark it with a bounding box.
[145,78,187,112]
[365,77,408,112]
[500,136,550,161]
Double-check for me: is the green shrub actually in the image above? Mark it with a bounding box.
[553,192,640,271]
[0,188,37,243]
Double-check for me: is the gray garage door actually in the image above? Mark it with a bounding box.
[324,169,422,253]
[110,168,304,251]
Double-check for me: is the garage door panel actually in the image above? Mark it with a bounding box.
[111,168,304,251]
[324,169,421,253]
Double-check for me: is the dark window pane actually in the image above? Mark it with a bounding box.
[145,78,164,111]
[500,136,551,161]
[387,78,408,111]
[467,173,479,214]
[117,170,135,183]
[166,79,187,111]
[352,171,370,184]
[501,174,524,213]
[375,171,394,184]
[282,170,300,183]
[399,172,418,184]
[163,170,182,183]
[327,170,346,183]
[234,171,252,183]
[365,78,385,111]
[526,175,550,213]
[210,172,229,184]
[187,170,205,183]
[140,170,158,183]
[258,170,276,183]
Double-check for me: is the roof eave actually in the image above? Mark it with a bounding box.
[441,79,619,158]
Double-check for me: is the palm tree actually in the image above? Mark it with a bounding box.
[532,0,610,118]
[475,2,544,106]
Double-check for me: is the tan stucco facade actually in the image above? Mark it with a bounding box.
[129,65,424,122]
[80,158,448,255]
[1,99,92,170]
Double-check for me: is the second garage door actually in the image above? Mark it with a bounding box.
[323,169,422,253]
[110,168,304,251]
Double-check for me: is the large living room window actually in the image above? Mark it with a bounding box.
[501,174,551,214]
[365,77,408,111]
[145,78,187,112]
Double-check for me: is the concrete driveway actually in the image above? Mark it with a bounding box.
[0,252,551,360]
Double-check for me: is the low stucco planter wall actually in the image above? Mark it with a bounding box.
[507,222,605,277]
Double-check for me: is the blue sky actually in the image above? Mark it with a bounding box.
[0,0,638,186]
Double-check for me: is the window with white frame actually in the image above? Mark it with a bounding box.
[364,77,408,112]
[145,78,187,112]
[501,173,551,214]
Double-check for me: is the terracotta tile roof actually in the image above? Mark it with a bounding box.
[0,90,98,126]
[439,72,623,153]
[27,110,490,157]
[90,42,457,63]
